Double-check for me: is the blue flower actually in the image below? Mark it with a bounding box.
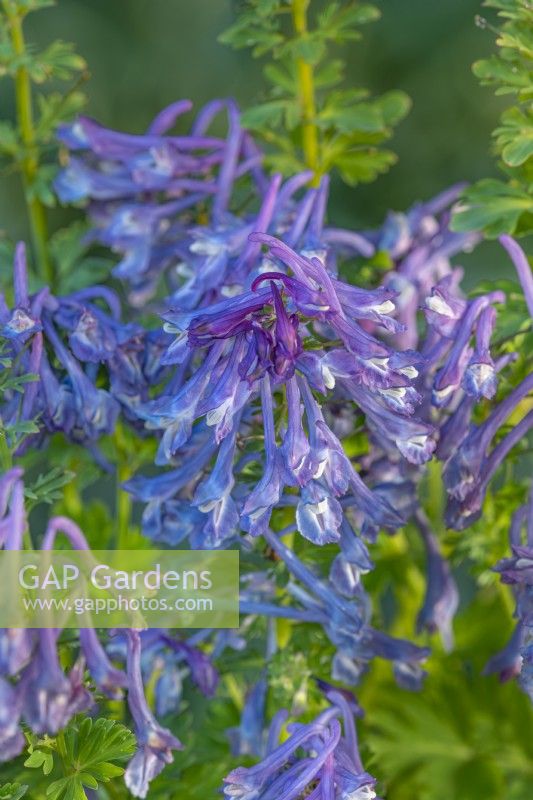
[0,677,25,762]
[227,678,268,758]
[79,628,127,700]
[500,235,533,319]
[414,510,458,651]
[20,630,92,735]
[222,693,376,800]
[431,291,504,408]
[124,630,183,799]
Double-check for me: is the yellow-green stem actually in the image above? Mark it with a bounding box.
[0,421,12,471]
[291,0,320,183]
[115,423,133,550]
[6,7,54,285]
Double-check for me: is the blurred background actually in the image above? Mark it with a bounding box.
[0,0,509,282]
[0,0,508,286]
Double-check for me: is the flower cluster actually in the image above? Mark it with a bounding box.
[0,468,217,799]
[0,242,171,460]
[1,93,531,797]
[224,685,377,800]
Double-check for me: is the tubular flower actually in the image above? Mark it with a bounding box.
[55,100,267,304]
[0,676,25,762]
[222,690,376,800]
[240,530,430,689]
[128,231,432,543]
[0,82,529,800]
[414,510,459,651]
[0,242,165,451]
[493,492,533,702]
[124,630,183,799]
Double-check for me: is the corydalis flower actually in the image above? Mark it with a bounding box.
[424,283,504,407]
[500,235,533,320]
[55,100,265,305]
[414,510,458,651]
[222,690,376,800]
[241,529,430,689]
[493,492,533,702]
[0,241,164,449]
[124,630,183,799]
[20,629,92,735]
[227,677,268,758]
[132,233,426,543]
[0,677,24,761]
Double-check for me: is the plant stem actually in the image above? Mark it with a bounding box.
[0,420,12,471]
[115,423,133,550]
[291,0,320,182]
[6,5,54,285]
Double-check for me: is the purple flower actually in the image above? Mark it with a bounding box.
[446,409,533,530]
[431,291,504,408]
[124,630,183,799]
[462,306,498,400]
[55,100,267,304]
[414,510,458,651]
[20,629,92,735]
[493,493,533,701]
[222,693,376,800]
[227,678,268,758]
[0,467,26,550]
[154,661,183,718]
[0,628,34,676]
[297,481,344,545]
[79,628,127,700]
[500,235,533,319]
[259,529,429,689]
[161,634,219,698]
[483,623,523,683]
[443,373,533,503]
[0,677,25,762]
[242,376,283,536]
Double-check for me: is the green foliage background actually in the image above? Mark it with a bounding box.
[0,0,517,286]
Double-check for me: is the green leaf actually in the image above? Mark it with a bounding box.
[495,106,533,166]
[318,2,381,41]
[24,749,54,775]
[241,100,290,130]
[335,148,398,185]
[468,0,533,237]
[473,55,533,96]
[263,63,295,93]
[7,419,40,436]
[319,101,384,134]
[28,164,57,207]
[44,718,136,800]
[314,58,344,90]
[376,90,412,127]
[0,371,39,394]
[49,222,112,292]
[0,784,28,800]
[27,40,86,83]
[0,122,19,156]
[284,34,326,66]
[24,466,75,509]
[451,179,533,237]
[36,90,86,141]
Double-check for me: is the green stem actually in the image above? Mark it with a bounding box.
[5,5,53,285]
[0,420,12,471]
[291,0,320,182]
[115,423,133,550]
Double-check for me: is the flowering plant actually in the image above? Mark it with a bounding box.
[0,1,532,799]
